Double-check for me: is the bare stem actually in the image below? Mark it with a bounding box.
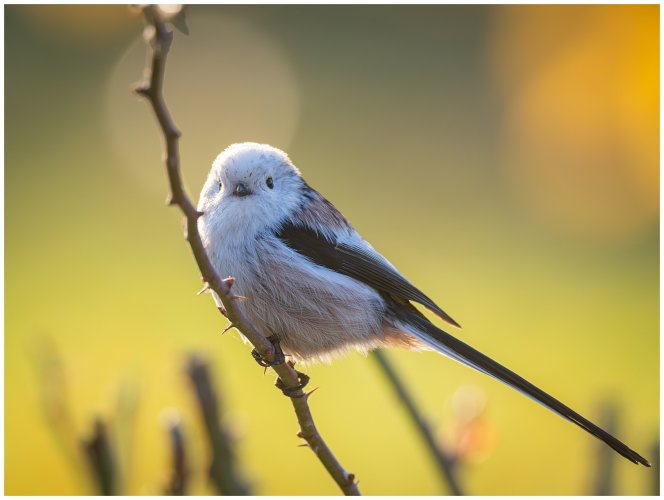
[371,349,463,495]
[186,356,250,495]
[165,418,188,495]
[81,419,117,496]
[133,6,359,495]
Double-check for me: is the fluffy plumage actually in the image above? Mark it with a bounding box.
[197,142,649,466]
[197,143,388,361]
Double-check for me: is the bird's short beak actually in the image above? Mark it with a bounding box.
[233,183,251,197]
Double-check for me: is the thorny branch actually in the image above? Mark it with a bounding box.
[133,6,360,495]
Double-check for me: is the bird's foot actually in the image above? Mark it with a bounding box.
[251,334,286,367]
[275,368,310,398]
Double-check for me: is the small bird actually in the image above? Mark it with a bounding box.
[197,142,649,466]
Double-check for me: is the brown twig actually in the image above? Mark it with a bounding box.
[371,349,463,495]
[81,419,117,496]
[165,417,189,495]
[33,338,119,494]
[133,5,359,495]
[186,356,249,495]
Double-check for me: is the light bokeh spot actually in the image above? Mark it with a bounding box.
[105,10,300,198]
[489,6,658,242]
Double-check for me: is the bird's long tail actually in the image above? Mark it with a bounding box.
[390,303,650,466]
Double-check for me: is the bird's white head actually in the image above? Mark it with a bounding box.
[198,142,305,237]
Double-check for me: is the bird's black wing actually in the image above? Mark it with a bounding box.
[275,220,460,328]
[275,208,650,467]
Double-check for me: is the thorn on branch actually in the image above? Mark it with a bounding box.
[133,84,151,98]
[197,283,211,295]
[221,323,236,335]
[306,387,320,399]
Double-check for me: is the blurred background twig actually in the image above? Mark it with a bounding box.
[81,419,117,495]
[164,416,189,495]
[31,337,82,475]
[371,349,463,495]
[592,400,618,495]
[187,355,250,495]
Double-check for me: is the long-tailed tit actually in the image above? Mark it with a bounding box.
[197,142,649,466]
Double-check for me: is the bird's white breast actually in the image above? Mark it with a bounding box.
[198,210,387,363]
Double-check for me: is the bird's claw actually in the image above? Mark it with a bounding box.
[251,334,285,367]
[276,370,310,398]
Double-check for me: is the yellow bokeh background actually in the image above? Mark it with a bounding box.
[5,5,659,495]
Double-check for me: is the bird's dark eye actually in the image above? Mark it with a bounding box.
[266,176,274,189]
[218,179,222,190]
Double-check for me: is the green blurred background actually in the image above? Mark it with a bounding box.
[5,4,659,495]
